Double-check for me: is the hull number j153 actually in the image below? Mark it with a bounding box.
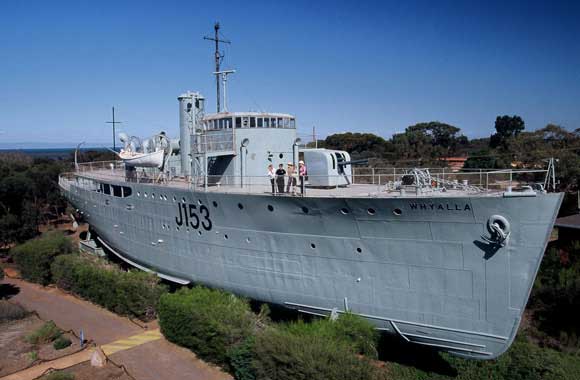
[175,203,213,231]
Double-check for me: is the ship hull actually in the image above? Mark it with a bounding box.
[61,179,562,359]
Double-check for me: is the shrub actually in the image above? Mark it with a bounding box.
[0,263,4,280]
[28,350,38,362]
[388,333,580,380]
[0,300,29,321]
[42,370,75,380]
[253,325,385,380]
[53,336,72,350]
[12,232,72,285]
[26,321,62,344]
[51,254,166,321]
[158,286,256,368]
[284,313,379,358]
[228,336,257,380]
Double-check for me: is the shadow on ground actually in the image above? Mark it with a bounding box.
[0,283,20,300]
[378,333,458,377]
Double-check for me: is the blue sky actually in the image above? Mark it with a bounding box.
[0,0,579,147]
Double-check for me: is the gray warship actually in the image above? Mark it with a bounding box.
[58,25,563,359]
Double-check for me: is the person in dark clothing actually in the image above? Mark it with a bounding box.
[275,164,286,193]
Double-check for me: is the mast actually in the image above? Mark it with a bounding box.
[106,106,122,151]
[204,22,231,113]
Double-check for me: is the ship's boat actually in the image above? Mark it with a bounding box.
[58,26,563,360]
[118,149,164,168]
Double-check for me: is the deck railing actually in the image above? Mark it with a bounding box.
[60,161,550,198]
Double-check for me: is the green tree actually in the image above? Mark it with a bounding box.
[324,133,389,159]
[490,115,525,148]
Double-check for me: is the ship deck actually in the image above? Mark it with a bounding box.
[61,166,547,199]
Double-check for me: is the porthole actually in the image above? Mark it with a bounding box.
[224,234,229,240]
[213,201,218,208]
[238,203,244,210]
[151,193,155,199]
[340,208,349,215]
[176,226,180,231]
[356,247,362,253]
[246,237,251,243]
[393,208,402,216]
[144,193,148,198]
[182,197,186,203]
[173,196,176,202]
[311,243,316,249]
[279,153,284,159]
[267,205,274,212]
[137,192,141,197]
[367,208,376,215]
[198,230,202,236]
[302,206,309,214]
[198,199,202,205]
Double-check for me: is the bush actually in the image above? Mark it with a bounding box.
[530,243,580,348]
[158,286,256,368]
[253,324,385,380]
[228,336,257,380]
[12,232,72,285]
[284,313,378,358]
[0,300,29,321]
[53,336,72,350]
[51,254,166,321]
[0,263,4,280]
[388,333,580,380]
[26,321,62,344]
[42,370,75,380]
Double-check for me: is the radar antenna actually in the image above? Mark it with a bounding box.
[204,22,231,113]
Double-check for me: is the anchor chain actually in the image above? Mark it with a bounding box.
[482,215,511,247]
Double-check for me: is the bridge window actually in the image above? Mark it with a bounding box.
[242,117,249,128]
[257,118,263,127]
[264,118,270,128]
[250,117,256,128]
[289,118,295,128]
[102,183,111,195]
[112,185,122,197]
[225,118,232,129]
[283,118,289,128]
[277,118,283,128]
[271,118,277,128]
[236,117,241,128]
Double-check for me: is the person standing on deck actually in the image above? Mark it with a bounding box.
[267,164,276,194]
[286,163,297,195]
[299,160,307,194]
[275,164,286,193]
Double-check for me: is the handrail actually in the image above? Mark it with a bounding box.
[60,162,549,198]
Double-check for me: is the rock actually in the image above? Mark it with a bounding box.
[90,347,107,367]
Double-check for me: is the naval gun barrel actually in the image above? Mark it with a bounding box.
[337,159,369,166]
